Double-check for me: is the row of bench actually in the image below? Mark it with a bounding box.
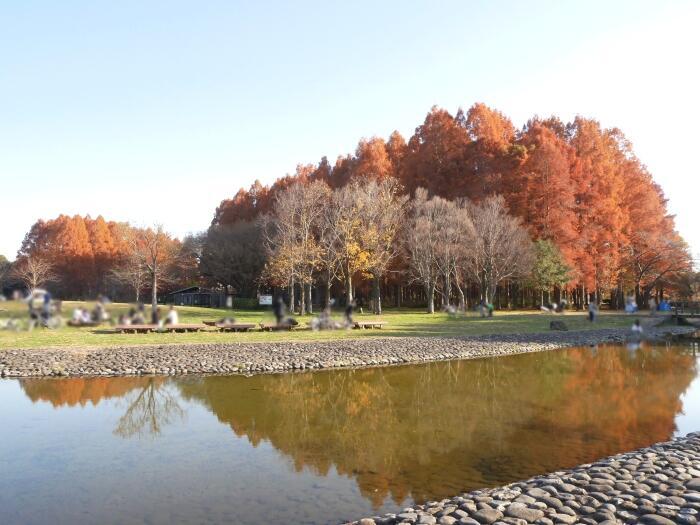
[113,320,386,334]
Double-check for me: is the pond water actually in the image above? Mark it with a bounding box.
[2,342,700,524]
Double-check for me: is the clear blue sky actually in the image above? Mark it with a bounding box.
[1,1,698,260]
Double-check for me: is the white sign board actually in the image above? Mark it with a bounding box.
[259,295,273,306]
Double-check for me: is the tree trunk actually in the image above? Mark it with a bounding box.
[324,271,333,308]
[299,282,306,315]
[443,272,452,307]
[373,275,382,315]
[289,278,295,314]
[306,283,313,314]
[345,273,353,304]
[151,270,157,313]
[456,282,466,311]
[427,283,435,314]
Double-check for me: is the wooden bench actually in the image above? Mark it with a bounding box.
[115,324,157,334]
[259,322,295,331]
[161,324,206,333]
[216,322,256,332]
[115,323,206,333]
[353,320,386,329]
[202,320,219,327]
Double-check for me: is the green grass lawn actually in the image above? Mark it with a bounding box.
[0,299,642,350]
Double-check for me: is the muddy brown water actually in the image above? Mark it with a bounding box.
[2,342,700,524]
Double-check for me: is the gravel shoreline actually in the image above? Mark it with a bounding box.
[349,432,700,525]
[0,326,694,378]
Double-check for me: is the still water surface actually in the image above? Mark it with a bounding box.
[2,343,700,524]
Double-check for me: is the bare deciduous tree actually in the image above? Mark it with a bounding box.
[111,252,148,302]
[11,255,57,291]
[317,204,343,308]
[262,181,330,314]
[464,196,533,303]
[326,181,370,304]
[405,189,448,314]
[360,178,408,314]
[436,200,474,311]
[123,225,179,311]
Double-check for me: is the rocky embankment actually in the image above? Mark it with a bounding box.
[349,433,700,525]
[0,326,693,378]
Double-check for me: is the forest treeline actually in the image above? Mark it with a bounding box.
[4,102,697,310]
[4,216,200,309]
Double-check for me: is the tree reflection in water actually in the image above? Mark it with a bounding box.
[113,379,185,439]
[16,344,699,509]
[20,376,163,407]
[178,345,697,507]
[20,376,185,439]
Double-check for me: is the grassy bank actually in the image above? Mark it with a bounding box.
[0,300,642,350]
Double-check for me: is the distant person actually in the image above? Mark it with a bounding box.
[132,303,146,324]
[588,301,598,322]
[151,307,161,325]
[72,307,83,324]
[28,304,40,329]
[165,305,179,325]
[649,297,657,316]
[127,307,140,324]
[273,297,286,325]
[92,302,106,322]
[487,302,494,317]
[42,291,52,321]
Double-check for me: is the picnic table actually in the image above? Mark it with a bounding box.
[115,323,206,334]
[216,322,256,332]
[115,324,157,334]
[164,324,207,333]
[259,322,295,331]
[353,320,386,329]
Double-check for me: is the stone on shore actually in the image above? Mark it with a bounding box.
[0,326,693,379]
[349,432,700,525]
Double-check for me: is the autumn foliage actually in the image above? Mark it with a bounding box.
[213,103,691,307]
[11,102,692,307]
[15,215,190,300]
